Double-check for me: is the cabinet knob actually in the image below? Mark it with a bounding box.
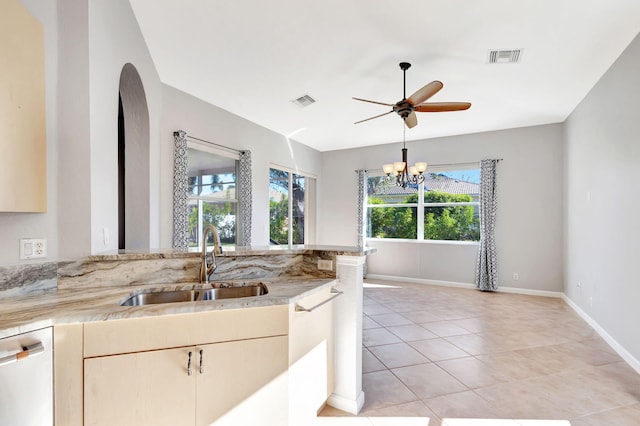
[199,349,205,374]
[187,351,193,376]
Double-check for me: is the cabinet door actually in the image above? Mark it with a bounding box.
[195,335,288,426]
[84,346,196,426]
[288,287,335,424]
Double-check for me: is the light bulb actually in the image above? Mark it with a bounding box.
[394,161,406,173]
[409,166,418,176]
[415,162,427,173]
[382,164,394,175]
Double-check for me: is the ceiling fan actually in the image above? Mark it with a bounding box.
[353,62,471,128]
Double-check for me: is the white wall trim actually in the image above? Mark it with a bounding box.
[365,274,563,298]
[562,295,640,375]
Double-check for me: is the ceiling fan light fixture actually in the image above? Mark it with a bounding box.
[382,163,394,175]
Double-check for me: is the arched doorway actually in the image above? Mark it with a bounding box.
[118,63,150,250]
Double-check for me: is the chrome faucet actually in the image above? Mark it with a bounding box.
[200,224,222,283]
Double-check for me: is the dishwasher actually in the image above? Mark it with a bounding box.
[0,327,53,425]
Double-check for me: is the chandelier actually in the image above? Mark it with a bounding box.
[382,125,427,189]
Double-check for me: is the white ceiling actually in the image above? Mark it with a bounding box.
[128,0,640,152]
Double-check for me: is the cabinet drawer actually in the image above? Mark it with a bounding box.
[84,305,288,357]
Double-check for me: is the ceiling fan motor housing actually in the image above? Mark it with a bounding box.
[393,100,414,118]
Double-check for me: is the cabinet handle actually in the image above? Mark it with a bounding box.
[295,288,343,312]
[0,342,44,368]
[187,351,193,376]
[199,349,205,374]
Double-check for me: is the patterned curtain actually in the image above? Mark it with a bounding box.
[238,150,252,247]
[476,159,499,291]
[356,169,367,252]
[172,130,189,250]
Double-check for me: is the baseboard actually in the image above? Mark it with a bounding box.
[326,391,365,415]
[562,295,640,375]
[364,274,563,298]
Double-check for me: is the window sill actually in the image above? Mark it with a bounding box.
[366,238,479,246]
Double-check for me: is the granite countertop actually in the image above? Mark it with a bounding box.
[0,277,335,339]
[87,245,376,261]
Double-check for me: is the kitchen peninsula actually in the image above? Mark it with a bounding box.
[0,245,375,425]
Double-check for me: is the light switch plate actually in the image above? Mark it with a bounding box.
[20,238,47,259]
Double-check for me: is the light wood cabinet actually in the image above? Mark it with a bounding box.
[288,285,336,424]
[82,306,289,426]
[84,336,288,426]
[0,0,47,212]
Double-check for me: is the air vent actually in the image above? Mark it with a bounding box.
[291,94,317,108]
[488,49,523,64]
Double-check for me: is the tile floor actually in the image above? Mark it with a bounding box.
[320,279,640,425]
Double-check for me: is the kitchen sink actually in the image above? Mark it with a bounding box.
[120,283,269,306]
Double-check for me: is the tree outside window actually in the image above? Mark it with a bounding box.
[367,170,480,241]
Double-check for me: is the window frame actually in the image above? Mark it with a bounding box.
[366,165,480,243]
[187,142,239,251]
[269,164,316,246]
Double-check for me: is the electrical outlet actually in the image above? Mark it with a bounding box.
[19,238,47,259]
[317,259,333,271]
[513,273,519,281]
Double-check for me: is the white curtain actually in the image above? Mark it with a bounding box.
[476,159,499,291]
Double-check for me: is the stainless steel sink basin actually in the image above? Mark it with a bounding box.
[120,283,268,306]
[202,283,268,300]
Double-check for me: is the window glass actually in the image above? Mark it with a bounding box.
[367,167,480,242]
[188,149,238,250]
[269,168,314,245]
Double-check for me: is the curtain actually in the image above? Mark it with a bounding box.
[476,159,499,291]
[356,169,367,252]
[238,150,252,247]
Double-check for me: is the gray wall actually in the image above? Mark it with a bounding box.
[318,124,565,292]
[0,0,59,266]
[564,32,640,361]
[159,85,323,248]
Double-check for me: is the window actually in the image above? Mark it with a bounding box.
[269,167,315,245]
[367,167,480,242]
[187,148,238,251]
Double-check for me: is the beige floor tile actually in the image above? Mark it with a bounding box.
[358,279,640,423]
[423,390,502,419]
[387,324,439,342]
[363,328,402,347]
[361,400,440,425]
[392,363,468,399]
[474,351,556,381]
[369,313,414,327]
[368,343,430,369]
[363,348,386,373]
[410,338,471,361]
[419,321,473,337]
[436,357,508,389]
[363,315,383,330]
[364,303,394,315]
[361,370,418,411]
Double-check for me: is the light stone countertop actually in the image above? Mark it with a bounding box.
[0,277,335,339]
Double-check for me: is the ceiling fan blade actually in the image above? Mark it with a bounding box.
[352,97,394,107]
[404,111,418,128]
[415,102,472,112]
[407,81,443,106]
[354,110,394,125]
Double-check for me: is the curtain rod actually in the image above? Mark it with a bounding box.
[186,135,244,154]
[355,159,502,173]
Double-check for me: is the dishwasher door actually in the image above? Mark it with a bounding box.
[0,327,53,426]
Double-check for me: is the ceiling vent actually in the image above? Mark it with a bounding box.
[488,49,523,64]
[291,94,317,108]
